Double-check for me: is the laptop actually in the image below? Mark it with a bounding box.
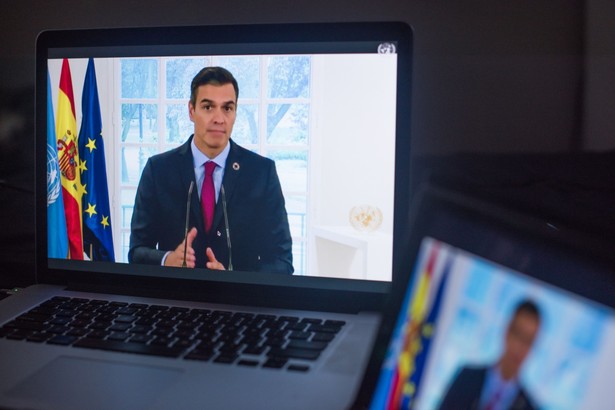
[351,185,615,409]
[0,22,413,409]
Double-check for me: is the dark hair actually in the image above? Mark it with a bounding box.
[190,66,239,106]
[513,299,541,322]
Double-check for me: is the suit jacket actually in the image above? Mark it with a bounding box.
[438,366,536,410]
[129,137,293,274]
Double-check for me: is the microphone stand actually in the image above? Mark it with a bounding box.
[220,184,233,271]
[182,181,194,267]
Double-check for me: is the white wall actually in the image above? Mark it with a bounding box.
[308,54,397,279]
[310,54,397,233]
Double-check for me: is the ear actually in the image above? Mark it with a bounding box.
[188,101,195,122]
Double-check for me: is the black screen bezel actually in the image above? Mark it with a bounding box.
[35,22,414,313]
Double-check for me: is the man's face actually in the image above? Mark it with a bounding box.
[500,311,540,379]
[189,83,237,157]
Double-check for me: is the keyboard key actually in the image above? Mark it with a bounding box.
[263,357,287,369]
[185,350,214,361]
[312,332,335,342]
[129,334,152,344]
[286,340,328,351]
[268,347,321,361]
[243,344,266,355]
[288,331,310,340]
[300,318,322,325]
[48,335,78,345]
[88,322,110,330]
[26,332,51,343]
[47,325,69,334]
[214,353,238,364]
[5,320,45,332]
[66,328,89,337]
[285,322,307,331]
[87,329,110,339]
[238,359,260,367]
[288,364,310,372]
[74,338,184,358]
[307,324,343,334]
[129,303,148,309]
[69,319,91,328]
[107,332,131,341]
[173,339,195,350]
[264,337,285,347]
[108,323,131,332]
[55,309,77,318]
[115,315,138,323]
[7,331,30,340]
[151,336,174,346]
[49,317,72,326]
[173,329,196,339]
[219,342,242,354]
[15,313,50,323]
[116,307,138,315]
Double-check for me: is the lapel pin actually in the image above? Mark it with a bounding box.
[217,231,222,237]
[232,162,240,171]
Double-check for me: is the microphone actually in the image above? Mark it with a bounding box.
[220,184,233,271]
[182,181,194,268]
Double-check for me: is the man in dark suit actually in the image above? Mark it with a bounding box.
[438,300,541,410]
[129,67,293,274]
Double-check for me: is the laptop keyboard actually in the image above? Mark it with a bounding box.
[0,296,345,372]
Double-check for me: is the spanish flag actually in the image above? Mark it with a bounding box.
[400,253,452,408]
[56,59,84,259]
[385,243,438,409]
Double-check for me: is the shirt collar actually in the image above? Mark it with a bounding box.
[486,365,519,396]
[191,137,231,170]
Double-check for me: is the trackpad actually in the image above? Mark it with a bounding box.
[7,356,183,410]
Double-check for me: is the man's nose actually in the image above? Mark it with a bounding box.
[212,108,225,123]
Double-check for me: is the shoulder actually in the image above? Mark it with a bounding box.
[457,365,488,379]
[447,365,489,391]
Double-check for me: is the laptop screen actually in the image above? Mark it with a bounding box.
[36,23,413,309]
[358,188,615,409]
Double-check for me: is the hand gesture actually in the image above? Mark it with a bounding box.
[206,247,226,270]
[165,227,197,267]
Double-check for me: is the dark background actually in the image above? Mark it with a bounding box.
[1,0,614,288]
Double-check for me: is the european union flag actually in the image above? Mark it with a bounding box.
[78,58,115,261]
[47,71,69,259]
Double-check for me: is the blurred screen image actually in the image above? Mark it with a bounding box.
[372,237,614,410]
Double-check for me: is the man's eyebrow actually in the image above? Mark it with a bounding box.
[198,99,236,106]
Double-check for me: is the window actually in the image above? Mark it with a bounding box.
[115,56,311,275]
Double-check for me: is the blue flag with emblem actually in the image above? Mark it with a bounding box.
[47,71,69,259]
[78,58,115,261]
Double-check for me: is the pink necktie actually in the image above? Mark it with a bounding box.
[484,387,503,410]
[201,161,216,234]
